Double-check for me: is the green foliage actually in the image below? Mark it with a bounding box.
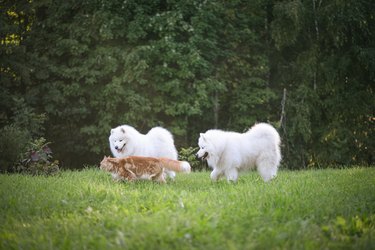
[0,0,373,169]
[0,95,47,173]
[322,215,375,244]
[178,147,207,171]
[15,137,60,176]
[0,125,31,172]
[0,168,374,249]
[9,97,47,137]
[271,0,304,49]
[270,0,375,168]
[0,0,33,88]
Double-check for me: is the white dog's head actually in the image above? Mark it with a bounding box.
[109,126,130,155]
[196,133,213,161]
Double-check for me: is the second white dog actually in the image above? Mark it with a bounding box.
[196,123,281,182]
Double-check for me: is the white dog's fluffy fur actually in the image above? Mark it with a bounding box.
[196,123,281,182]
[109,125,178,178]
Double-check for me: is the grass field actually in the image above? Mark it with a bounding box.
[1,167,374,249]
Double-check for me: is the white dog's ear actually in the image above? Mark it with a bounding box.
[200,133,206,141]
[121,128,126,133]
[110,129,114,134]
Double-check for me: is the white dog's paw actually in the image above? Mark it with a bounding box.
[211,169,225,182]
[262,173,277,182]
[225,168,239,183]
[210,170,220,181]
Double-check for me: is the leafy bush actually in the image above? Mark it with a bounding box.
[15,138,60,176]
[178,147,208,171]
[0,125,31,172]
[0,97,48,173]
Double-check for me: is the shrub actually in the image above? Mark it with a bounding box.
[178,147,208,171]
[15,137,60,176]
[0,125,31,172]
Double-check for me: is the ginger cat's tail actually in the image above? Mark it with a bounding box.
[159,158,191,173]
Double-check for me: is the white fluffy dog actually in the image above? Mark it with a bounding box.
[196,123,281,182]
[109,125,178,179]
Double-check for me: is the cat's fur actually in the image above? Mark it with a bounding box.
[100,156,191,183]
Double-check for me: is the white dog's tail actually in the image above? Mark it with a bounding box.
[248,123,281,145]
[159,158,191,173]
[147,127,174,143]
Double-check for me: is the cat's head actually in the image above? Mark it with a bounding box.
[100,156,118,172]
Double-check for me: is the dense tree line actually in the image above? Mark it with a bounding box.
[1,0,374,169]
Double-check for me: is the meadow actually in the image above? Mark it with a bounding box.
[0,167,374,249]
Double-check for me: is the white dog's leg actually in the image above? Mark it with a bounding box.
[164,170,176,180]
[257,158,278,182]
[225,168,238,182]
[210,168,223,181]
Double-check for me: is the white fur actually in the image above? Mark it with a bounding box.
[139,174,153,180]
[109,125,178,179]
[180,161,192,173]
[196,123,281,182]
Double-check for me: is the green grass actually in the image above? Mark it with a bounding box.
[1,167,374,249]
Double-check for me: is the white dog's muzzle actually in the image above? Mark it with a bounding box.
[114,143,126,153]
[196,152,209,161]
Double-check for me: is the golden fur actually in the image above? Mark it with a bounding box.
[100,156,190,183]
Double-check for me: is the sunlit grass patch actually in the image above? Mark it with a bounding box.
[0,167,374,249]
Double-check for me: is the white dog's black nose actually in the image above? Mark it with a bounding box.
[115,146,119,150]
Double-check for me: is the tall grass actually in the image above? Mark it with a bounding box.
[1,167,374,249]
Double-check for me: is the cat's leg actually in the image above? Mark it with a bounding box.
[111,173,122,182]
[153,170,166,184]
[122,169,137,182]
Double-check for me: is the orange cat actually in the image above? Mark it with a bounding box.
[100,156,191,183]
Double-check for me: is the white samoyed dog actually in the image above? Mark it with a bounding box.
[196,123,281,182]
[109,125,179,179]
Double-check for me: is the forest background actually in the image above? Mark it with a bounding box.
[1,0,374,170]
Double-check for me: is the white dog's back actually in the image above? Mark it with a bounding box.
[146,127,178,160]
